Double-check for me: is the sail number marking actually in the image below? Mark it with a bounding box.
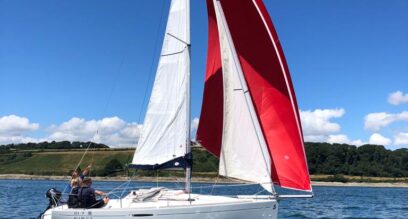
[72,211,93,219]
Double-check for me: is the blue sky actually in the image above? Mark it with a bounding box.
[0,0,407,149]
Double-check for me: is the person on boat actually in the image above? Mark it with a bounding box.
[67,178,81,208]
[77,178,109,208]
[66,163,92,193]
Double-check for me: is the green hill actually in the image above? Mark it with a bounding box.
[1,141,408,181]
[0,150,133,176]
[0,144,218,177]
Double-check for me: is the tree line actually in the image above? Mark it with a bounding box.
[306,143,408,177]
[0,141,109,153]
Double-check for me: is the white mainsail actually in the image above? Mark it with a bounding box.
[131,0,190,168]
[213,1,274,193]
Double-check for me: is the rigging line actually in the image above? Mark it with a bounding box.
[166,33,190,46]
[210,174,221,195]
[61,141,95,194]
[90,142,95,176]
[69,23,129,178]
[106,180,131,196]
[102,56,126,115]
[100,0,183,197]
[73,141,94,174]
[118,156,138,195]
[69,57,126,183]
[105,181,275,198]
[119,174,134,197]
[156,170,159,188]
[161,46,187,56]
[107,163,137,199]
[137,0,168,124]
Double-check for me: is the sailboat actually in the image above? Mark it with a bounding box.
[41,0,312,218]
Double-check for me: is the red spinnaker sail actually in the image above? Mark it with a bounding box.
[198,0,311,191]
[196,0,223,157]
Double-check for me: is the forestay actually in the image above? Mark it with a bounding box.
[131,0,190,169]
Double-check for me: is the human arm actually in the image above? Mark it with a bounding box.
[95,190,107,196]
[81,164,92,178]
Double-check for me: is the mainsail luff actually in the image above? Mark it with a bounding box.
[131,0,191,170]
[197,0,311,192]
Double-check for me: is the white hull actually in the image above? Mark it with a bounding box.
[42,189,278,219]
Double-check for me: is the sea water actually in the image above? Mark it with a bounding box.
[0,179,407,219]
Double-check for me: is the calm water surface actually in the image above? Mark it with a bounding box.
[0,179,407,218]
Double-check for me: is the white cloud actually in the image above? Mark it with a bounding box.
[364,111,408,132]
[369,133,392,146]
[0,136,46,145]
[299,109,364,146]
[49,117,125,137]
[300,109,345,136]
[0,115,39,134]
[388,91,408,105]
[119,123,141,139]
[351,139,366,146]
[0,115,40,145]
[1,112,403,149]
[303,135,327,143]
[0,115,205,148]
[327,134,349,144]
[394,132,408,146]
[47,117,203,147]
[326,134,365,146]
[47,117,138,148]
[303,135,327,142]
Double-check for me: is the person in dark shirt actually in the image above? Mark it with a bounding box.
[67,178,81,208]
[78,178,109,208]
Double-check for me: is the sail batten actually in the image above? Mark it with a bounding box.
[131,0,190,169]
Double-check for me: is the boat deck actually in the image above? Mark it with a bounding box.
[56,188,275,210]
[42,189,278,219]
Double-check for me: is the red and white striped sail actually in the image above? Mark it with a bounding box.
[197,0,312,192]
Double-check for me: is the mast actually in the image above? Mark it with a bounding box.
[184,0,192,194]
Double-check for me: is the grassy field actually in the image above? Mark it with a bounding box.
[0,149,133,176]
[0,147,219,177]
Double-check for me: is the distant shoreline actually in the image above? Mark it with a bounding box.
[1,174,407,188]
[311,181,408,188]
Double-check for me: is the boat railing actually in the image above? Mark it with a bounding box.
[92,181,312,202]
